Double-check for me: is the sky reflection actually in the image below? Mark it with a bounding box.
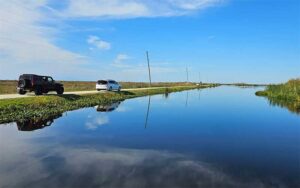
[0,128,281,188]
[0,87,299,188]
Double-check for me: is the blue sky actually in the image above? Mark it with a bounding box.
[0,0,299,83]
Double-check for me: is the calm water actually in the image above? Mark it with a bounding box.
[0,86,299,188]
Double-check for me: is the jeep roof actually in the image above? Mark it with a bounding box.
[19,74,51,78]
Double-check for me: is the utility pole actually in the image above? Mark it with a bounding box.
[146,51,152,87]
[199,72,201,84]
[186,66,189,83]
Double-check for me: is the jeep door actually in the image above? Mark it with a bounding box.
[46,77,56,91]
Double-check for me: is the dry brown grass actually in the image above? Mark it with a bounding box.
[0,80,197,94]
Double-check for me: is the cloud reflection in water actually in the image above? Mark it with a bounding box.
[0,131,280,188]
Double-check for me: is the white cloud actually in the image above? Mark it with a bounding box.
[86,115,109,130]
[112,53,131,67]
[168,0,222,10]
[63,0,149,18]
[62,0,224,18]
[87,35,111,50]
[0,0,224,80]
[115,54,130,63]
[0,1,86,79]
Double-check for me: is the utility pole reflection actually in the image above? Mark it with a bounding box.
[144,95,151,129]
[185,91,189,107]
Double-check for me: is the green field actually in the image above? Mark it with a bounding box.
[0,85,217,124]
[0,80,199,94]
[256,79,300,113]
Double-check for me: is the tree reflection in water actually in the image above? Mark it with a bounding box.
[267,98,300,115]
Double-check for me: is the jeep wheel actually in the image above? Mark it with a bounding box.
[118,87,121,92]
[18,90,26,95]
[108,87,112,91]
[34,86,42,95]
[56,87,64,95]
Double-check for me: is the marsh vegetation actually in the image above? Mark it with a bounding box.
[256,79,300,114]
[0,86,211,124]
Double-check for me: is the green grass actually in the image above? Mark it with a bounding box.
[0,80,199,94]
[255,79,300,113]
[0,85,216,124]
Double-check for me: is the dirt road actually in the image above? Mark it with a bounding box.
[0,87,172,100]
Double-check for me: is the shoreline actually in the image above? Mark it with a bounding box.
[0,85,217,124]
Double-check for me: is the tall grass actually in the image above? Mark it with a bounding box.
[0,80,17,94]
[256,79,300,101]
[256,79,300,113]
[0,80,198,94]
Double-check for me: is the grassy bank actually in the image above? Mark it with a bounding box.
[0,85,214,124]
[0,80,198,94]
[223,83,267,87]
[255,79,300,113]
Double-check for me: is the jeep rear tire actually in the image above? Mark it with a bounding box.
[34,86,42,95]
[56,87,64,95]
[18,90,26,95]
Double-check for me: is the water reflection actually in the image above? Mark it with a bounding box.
[0,87,299,188]
[185,91,189,107]
[16,114,62,131]
[268,98,300,115]
[85,114,109,130]
[0,130,281,188]
[163,92,170,99]
[144,96,151,129]
[197,88,201,101]
[162,88,171,99]
[96,101,122,112]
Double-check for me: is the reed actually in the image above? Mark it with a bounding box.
[255,79,300,113]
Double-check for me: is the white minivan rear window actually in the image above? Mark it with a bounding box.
[97,80,107,84]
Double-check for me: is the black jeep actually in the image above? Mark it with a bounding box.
[17,74,64,95]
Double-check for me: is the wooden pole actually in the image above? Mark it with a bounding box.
[146,51,152,87]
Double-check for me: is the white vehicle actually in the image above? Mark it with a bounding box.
[96,80,121,91]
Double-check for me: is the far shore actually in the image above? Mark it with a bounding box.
[0,80,266,95]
